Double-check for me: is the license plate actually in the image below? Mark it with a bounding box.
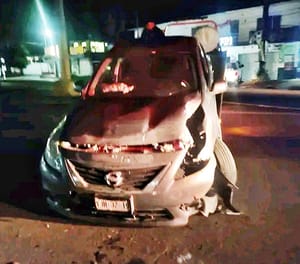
[94,196,133,213]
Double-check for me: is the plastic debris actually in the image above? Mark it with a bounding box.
[177,252,192,263]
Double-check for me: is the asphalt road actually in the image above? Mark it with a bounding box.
[224,87,300,110]
[0,85,299,263]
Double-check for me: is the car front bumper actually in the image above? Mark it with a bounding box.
[40,154,216,227]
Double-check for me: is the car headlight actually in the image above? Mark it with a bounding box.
[43,116,67,172]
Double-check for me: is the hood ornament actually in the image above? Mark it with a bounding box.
[104,171,123,188]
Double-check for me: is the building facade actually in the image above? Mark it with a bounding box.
[156,0,300,82]
[21,0,300,82]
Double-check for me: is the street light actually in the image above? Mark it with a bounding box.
[36,0,52,46]
[43,28,52,49]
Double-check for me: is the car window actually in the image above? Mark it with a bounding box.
[86,48,198,97]
[150,54,178,78]
[100,59,115,83]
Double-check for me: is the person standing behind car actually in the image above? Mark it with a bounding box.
[1,57,7,80]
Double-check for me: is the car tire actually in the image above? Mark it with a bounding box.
[213,138,240,215]
[214,138,237,187]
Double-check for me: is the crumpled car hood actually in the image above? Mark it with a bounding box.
[60,92,201,145]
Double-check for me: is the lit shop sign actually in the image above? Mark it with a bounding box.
[69,41,107,55]
[219,36,233,47]
[90,41,106,53]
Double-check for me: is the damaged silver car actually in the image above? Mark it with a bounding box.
[40,23,239,227]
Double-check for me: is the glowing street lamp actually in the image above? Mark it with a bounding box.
[43,28,52,48]
[36,0,52,46]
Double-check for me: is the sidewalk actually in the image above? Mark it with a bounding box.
[0,74,89,96]
[1,74,59,83]
[0,75,60,92]
[239,78,300,90]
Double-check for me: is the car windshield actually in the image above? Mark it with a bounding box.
[85,47,198,97]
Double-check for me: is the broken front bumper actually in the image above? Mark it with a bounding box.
[40,152,216,227]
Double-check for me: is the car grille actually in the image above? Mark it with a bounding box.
[68,160,164,191]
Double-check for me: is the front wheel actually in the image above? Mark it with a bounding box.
[214,138,237,187]
[212,139,240,214]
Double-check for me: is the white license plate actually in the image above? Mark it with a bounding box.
[94,196,132,213]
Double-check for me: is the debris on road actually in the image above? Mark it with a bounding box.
[176,252,192,263]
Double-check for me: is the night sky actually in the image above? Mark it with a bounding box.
[64,0,290,24]
[0,0,293,43]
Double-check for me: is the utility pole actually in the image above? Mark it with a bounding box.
[53,0,77,96]
[257,0,270,80]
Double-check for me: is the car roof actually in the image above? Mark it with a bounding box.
[110,36,199,55]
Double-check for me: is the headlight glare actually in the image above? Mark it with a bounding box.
[43,116,66,172]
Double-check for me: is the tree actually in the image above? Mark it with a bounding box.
[99,4,126,43]
[5,43,30,75]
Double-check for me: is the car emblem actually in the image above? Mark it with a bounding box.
[104,171,123,188]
